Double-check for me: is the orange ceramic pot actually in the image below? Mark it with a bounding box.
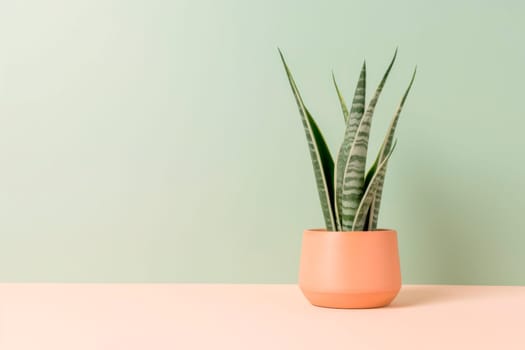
[299,229,401,309]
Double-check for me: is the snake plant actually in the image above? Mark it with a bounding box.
[279,49,416,231]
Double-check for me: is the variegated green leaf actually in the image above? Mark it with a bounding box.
[367,68,416,230]
[333,62,366,230]
[364,155,378,190]
[279,50,337,231]
[362,155,378,230]
[352,141,397,231]
[340,50,397,231]
[332,73,349,123]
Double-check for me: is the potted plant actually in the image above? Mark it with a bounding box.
[279,49,416,308]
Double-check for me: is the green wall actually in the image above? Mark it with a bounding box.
[0,0,524,284]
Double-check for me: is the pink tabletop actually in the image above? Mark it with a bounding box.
[0,284,524,349]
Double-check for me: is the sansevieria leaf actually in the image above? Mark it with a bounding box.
[279,50,337,231]
[340,50,397,230]
[332,73,350,123]
[333,63,366,230]
[366,68,417,230]
[352,141,397,231]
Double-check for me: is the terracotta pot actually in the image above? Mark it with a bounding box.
[299,229,401,309]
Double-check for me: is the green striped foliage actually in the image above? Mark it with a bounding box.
[340,51,396,231]
[366,68,417,230]
[353,141,397,231]
[279,50,337,230]
[334,63,366,230]
[280,49,415,231]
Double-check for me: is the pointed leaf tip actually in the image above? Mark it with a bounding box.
[391,49,398,65]
[278,48,284,61]
[411,66,417,81]
[332,71,350,124]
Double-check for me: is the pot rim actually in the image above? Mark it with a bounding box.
[304,228,396,234]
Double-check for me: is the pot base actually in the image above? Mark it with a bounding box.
[301,289,400,309]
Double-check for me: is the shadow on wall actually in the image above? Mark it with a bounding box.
[402,153,518,285]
